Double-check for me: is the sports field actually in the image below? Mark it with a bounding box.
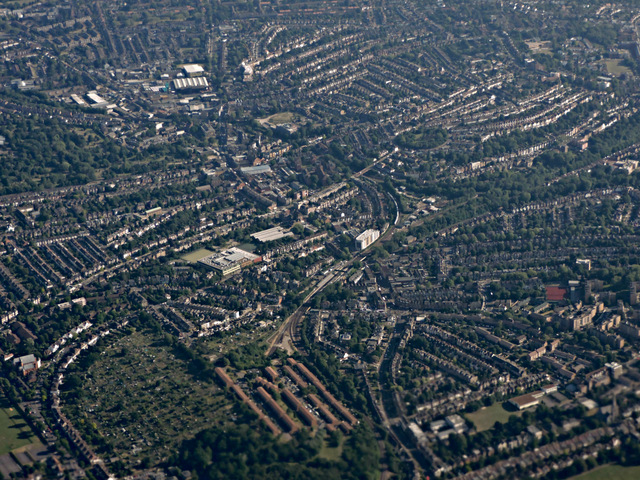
[267,112,295,125]
[569,465,640,480]
[0,397,39,456]
[257,111,298,126]
[604,59,631,76]
[181,248,213,263]
[465,403,523,432]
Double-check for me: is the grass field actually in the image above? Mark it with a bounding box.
[0,397,40,456]
[465,403,523,432]
[267,112,295,125]
[258,112,297,126]
[605,59,631,76]
[569,465,640,480]
[237,242,256,253]
[181,248,213,263]
[318,437,344,462]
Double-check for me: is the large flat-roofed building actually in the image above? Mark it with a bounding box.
[173,77,209,91]
[86,92,109,108]
[182,64,205,77]
[508,393,540,410]
[355,229,380,250]
[198,247,261,276]
[70,94,87,106]
[241,165,272,175]
[251,227,294,243]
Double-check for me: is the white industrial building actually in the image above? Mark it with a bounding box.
[85,92,109,108]
[173,77,209,91]
[182,64,205,77]
[198,247,261,276]
[251,226,294,243]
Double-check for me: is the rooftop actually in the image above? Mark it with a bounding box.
[251,227,294,243]
[198,247,260,271]
[183,64,204,75]
[241,165,272,175]
[173,77,209,90]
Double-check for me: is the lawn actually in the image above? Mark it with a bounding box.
[465,403,523,432]
[267,112,295,125]
[569,465,640,480]
[604,59,631,76]
[181,248,213,263]
[258,112,298,126]
[318,437,344,462]
[0,397,40,456]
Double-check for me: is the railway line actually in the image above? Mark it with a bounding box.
[266,177,401,356]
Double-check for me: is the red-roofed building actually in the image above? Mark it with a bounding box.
[546,286,567,302]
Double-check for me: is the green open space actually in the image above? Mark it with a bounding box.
[605,59,631,76]
[317,437,345,462]
[394,126,448,150]
[0,396,40,456]
[267,112,296,125]
[237,242,257,252]
[569,465,640,480]
[258,111,300,126]
[61,330,229,469]
[465,403,523,432]
[181,248,214,263]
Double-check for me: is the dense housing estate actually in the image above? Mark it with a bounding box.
[2,0,640,479]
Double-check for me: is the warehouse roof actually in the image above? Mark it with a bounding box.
[173,77,209,90]
[251,227,294,242]
[183,64,204,75]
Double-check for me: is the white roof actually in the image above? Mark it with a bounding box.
[251,227,294,242]
[183,64,204,74]
[198,247,259,269]
[86,92,107,104]
[173,77,209,90]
